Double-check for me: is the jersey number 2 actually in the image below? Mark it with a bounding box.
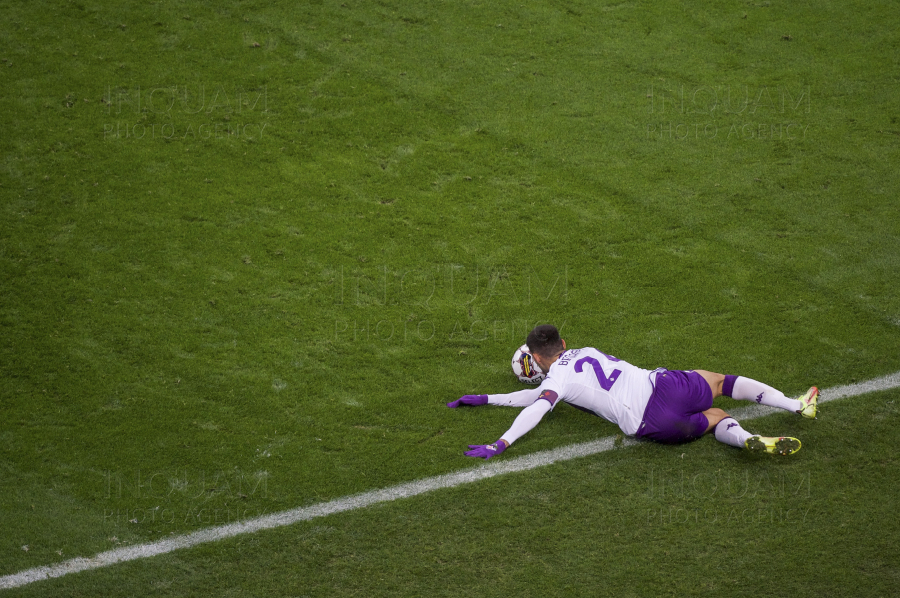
[574,356,621,391]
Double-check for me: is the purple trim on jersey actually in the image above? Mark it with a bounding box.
[538,389,559,405]
[635,370,713,444]
[722,375,739,398]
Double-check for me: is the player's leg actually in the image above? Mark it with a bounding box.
[724,374,817,417]
[706,408,749,446]
[638,370,799,455]
[706,408,801,455]
[693,370,725,399]
[693,369,812,415]
[702,407,729,432]
[703,407,750,446]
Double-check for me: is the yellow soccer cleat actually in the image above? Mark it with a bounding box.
[745,435,801,456]
[796,386,819,419]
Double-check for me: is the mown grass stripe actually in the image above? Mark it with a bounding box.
[2,372,897,590]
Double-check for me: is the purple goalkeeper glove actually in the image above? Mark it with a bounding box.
[464,440,508,459]
[446,394,488,408]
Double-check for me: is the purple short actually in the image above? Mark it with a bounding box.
[635,370,713,444]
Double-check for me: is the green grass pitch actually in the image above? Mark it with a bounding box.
[1,0,899,595]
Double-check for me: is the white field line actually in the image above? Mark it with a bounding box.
[3,371,899,590]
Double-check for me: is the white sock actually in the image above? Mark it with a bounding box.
[730,377,801,412]
[714,417,753,448]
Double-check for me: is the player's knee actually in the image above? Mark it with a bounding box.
[702,407,729,433]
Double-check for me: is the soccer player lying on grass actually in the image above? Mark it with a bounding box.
[449,325,818,459]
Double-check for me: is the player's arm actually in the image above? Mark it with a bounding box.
[488,387,543,407]
[447,386,543,408]
[464,390,559,459]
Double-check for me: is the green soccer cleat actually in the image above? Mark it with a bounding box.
[744,435,802,456]
[796,386,819,419]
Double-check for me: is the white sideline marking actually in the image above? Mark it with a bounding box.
[2,371,899,590]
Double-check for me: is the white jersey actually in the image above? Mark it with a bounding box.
[536,347,656,435]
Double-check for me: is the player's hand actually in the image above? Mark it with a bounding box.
[464,440,507,459]
[446,394,488,408]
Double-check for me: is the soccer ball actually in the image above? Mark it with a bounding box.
[511,344,545,384]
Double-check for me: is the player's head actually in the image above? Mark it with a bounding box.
[526,324,565,362]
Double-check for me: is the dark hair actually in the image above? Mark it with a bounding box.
[526,324,564,358]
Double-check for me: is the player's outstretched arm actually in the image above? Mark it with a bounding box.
[447,387,544,408]
[487,387,543,407]
[463,399,553,459]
